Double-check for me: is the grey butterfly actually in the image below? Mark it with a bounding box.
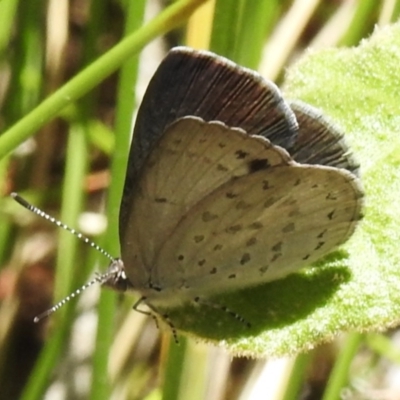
[112,47,363,319]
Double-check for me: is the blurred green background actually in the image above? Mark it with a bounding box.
[1,0,400,399]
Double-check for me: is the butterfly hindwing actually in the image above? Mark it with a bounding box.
[150,163,362,306]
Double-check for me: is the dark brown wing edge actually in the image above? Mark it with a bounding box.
[288,100,360,175]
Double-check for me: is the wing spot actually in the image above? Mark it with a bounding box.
[282,222,295,233]
[235,150,249,159]
[327,210,335,220]
[218,142,227,148]
[246,237,257,247]
[315,241,325,250]
[240,253,251,265]
[210,267,217,274]
[194,235,205,243]
[236,201,251,210]
[155,197,167,203]
[303,254,310,260]
[213,244,223,251]
[217,164,228,172]
[326,192,338,200]
[228,274,236,279]
[317,229,327,238]
[226,224,242,234]
[178,255,185,261]
[249,159,270,173]
[259,265,269,273]
[249,222,263,230]
[272,242,282,252]
[262,180,271,190]
[294,179,301,186]
[202,211,218,222]
[271,253,282,262]
[198,259,206,266]
[226,191,238,199]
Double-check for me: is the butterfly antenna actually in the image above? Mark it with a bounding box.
[11,192,118,322]
[33,272,113,322]
[11,192,116,262]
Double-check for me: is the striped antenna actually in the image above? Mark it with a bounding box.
[11,193,115,262]
[11,192,124,322]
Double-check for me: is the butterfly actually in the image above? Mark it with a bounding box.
[20,47,363,335]
[115,47,363,321]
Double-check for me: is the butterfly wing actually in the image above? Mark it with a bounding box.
[120,117,293,290]
[120,48,298,234]
[150,156,363,307]
[288,101,360,174]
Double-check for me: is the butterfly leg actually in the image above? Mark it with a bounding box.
[133,297,179,343]
[193,297,251,328]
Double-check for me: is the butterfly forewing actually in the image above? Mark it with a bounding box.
[288,101,360,174]
[121,118,293,289]
[120,48,299,230]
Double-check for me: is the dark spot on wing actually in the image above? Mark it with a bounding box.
[282,222,295,233]
[194,235,204,243]
[249,221,263,230]
[226,224,242,234]
[246,237,257,247]
[202,211,218,222]
[248,159,270,173]
[317,229,327,238]
[155,198,167,203]
[236,201,251,210]
[272,242,282,252]
[262,180,271,190]
[271,253,282,262]
[240,253,251,265]
[235,150,248,159]
[326,192,338,200]
[226,191,238,199]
